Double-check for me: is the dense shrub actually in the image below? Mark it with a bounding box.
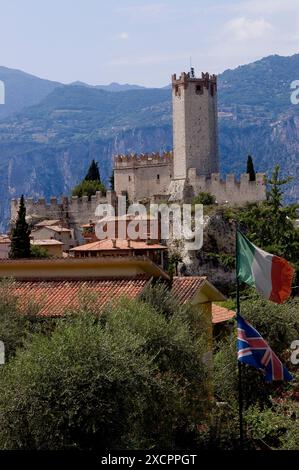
[0,298,210,450]
[72,180,106,200]
[192,192,216,206]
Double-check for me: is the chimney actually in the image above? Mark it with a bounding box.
[112,239,117,248]
[127,239,131,248]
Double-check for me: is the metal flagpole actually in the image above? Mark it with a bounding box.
[236,227,244,449]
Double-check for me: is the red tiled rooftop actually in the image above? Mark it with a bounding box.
[71,239,167,252]
[33,225,71,233]
[31,239,64,246]
[0,235,10,244]
[12,277,150,317]
[171,276,207,304]
[212,304,235,324]
[10,278,228,318]
[35,219,61,227]
[44,226,71,233]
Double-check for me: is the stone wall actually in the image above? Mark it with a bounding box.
[188,170,266,204]
[114,152,173,201]
[113,154,266,205]
[11,191,117,241]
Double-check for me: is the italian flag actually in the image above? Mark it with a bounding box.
[237,231,294,304]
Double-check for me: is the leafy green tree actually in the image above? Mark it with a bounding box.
[239,165,299,265]
[109,171,115,190]
[212,295,299,450]
[246,155,256,182]
[72,161,106,200]
[30,245,50,259]
[0,280,30,360]
[9,195,31,259]
[214,296,299,410]
[167,240,184,277]
[140,282,180,319]
[0,298,209,450]
[84,159,101,183]
[72,180,106,200]
[192,192,216,206]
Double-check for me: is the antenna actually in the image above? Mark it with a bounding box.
[190,57,195,78]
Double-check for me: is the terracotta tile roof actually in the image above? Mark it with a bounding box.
[33,226,71,233]
[44,226,71,233]
[35,220,61,227]
[171,276,207,304]
[31,239,64,246]
[71,239,167,252]
[0,235,10,244]
[100,214,158,223]
[12,277,150,317]
[212,304,235,324]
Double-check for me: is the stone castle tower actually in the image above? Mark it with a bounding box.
[114,69,266,205]
[172,71,219,180]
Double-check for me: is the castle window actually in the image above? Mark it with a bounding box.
[128,175,131,182]
[196,84,203,95]
[157,174,160,181]
[175,85,181,97]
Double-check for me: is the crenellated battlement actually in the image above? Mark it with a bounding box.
[10,191,116,229]
[11,191,107,211]
[172,71,217,95]
[187,170,266,204]
[114,151,173,169]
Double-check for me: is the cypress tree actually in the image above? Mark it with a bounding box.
[84,160,101,183]
[109,172,115,190]
[246,155,256,181]
[72,160,105,200]
[9,195,31,259]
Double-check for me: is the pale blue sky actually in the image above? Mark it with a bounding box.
[0,0,298,87]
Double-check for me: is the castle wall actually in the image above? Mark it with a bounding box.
[114,152,173,201]
[10,191,115,242]
[188,170,266,205]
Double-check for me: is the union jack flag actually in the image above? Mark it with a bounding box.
[237,314,293,382]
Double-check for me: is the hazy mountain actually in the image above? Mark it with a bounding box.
[0,53,298,230]
[0,66,61,120]
[0,66,146,123]
[70,81,146,92]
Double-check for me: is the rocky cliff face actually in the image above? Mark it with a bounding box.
[0,125,172,231]
[176,210,236,292]
[220,109,299,202]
